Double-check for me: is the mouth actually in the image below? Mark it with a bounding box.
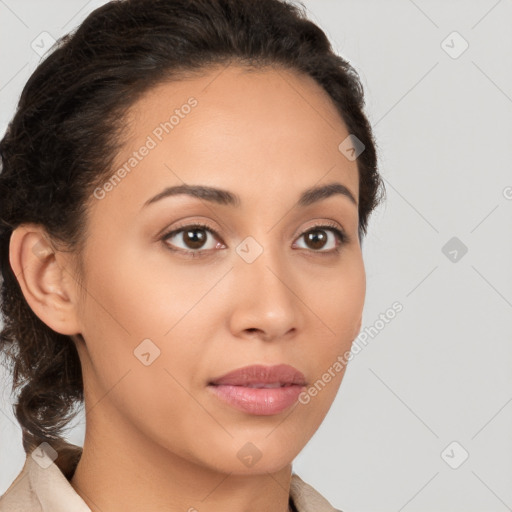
[232,382,293,388]
[208,363,307,387]
[208,364,307,415]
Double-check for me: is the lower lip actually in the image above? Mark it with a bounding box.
[208,384,305,415]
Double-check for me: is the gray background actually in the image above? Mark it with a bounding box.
[1,1,511,511]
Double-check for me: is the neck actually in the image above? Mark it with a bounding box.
[70,406,294,512]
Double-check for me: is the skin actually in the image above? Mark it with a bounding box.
[9,64,365,512]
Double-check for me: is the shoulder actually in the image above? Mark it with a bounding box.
[290,473,343,512]
[0,457,41,512]
[0,442,89,512]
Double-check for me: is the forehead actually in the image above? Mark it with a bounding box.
[93,64,359,217]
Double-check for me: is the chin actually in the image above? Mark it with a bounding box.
[196,436,301,476]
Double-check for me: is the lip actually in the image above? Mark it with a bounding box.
[208,364,306,415]
[209,364,306,387]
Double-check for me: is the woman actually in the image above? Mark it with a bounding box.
[0,0,384,510]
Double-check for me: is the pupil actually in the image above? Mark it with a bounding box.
[185,228,206,249]
[307,229,326,249]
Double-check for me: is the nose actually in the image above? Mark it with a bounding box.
[227,244,302,342]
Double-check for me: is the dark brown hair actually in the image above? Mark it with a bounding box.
[0,0,384,454]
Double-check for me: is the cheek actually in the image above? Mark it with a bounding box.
[299,253,365,396]
[76,240,224,391]
[304,252,365,342]
[79,237,196,339]
[75,245,213,441]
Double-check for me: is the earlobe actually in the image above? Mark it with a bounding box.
[8,224,82,336]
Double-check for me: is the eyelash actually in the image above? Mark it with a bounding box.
[161,221,349,259]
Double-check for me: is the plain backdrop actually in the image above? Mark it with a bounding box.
[1,1,511,511]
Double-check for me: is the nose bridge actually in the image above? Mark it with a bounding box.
[230,232,301,337]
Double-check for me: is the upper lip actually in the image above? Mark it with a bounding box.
[209,364,306,387]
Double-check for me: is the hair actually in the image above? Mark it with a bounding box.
[0,0,384,454]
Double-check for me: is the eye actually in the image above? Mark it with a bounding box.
[293,223,347,253]
[161,221,348,258]
[162,223,224,256]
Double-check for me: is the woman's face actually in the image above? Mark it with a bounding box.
[72,64,365,474]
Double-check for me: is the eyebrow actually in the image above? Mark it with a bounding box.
[142,181,357,209]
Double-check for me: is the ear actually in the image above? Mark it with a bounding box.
[8,224,82,336]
